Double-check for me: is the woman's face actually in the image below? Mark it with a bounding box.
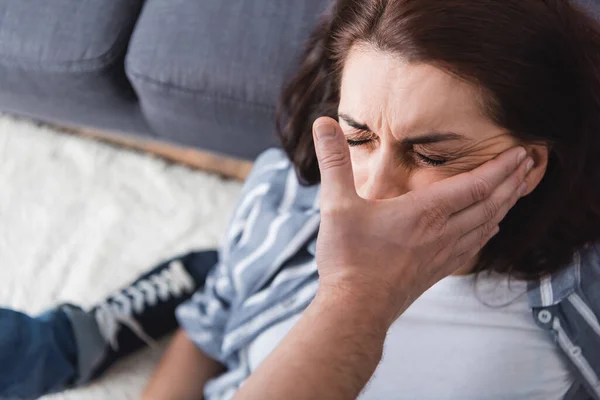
[338,44,520,200]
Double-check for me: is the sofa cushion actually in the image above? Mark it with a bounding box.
[126,0,328,159]
[0,0,148,134]
[0,0,143,70]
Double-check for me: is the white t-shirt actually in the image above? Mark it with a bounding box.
[247,273,574,400]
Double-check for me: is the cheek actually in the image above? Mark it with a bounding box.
[407,170,449,190]
[350,149,369,190]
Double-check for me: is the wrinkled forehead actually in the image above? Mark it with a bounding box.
[338,44,491,140]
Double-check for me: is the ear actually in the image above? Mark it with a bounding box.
[521,143,549,196]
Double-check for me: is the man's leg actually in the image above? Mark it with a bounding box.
[0,308,78,399]
[85,250,218,380]
[0,250,218,399]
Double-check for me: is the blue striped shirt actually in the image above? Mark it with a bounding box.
[176,148,600,400]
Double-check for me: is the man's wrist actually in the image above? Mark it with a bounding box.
[313,282,393,340]
[302,286,389,393]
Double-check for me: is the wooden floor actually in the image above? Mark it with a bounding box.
[60,127,254,181]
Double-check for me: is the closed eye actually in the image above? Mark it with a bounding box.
[345,134,450,167]
[347,138,372,147]
[414,153,448,166]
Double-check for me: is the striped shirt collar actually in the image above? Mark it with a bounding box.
[528,250,581,308]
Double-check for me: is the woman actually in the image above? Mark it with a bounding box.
[144,1,600,399]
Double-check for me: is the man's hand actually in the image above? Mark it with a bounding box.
[235,116,531,400]
[313,116,531,328]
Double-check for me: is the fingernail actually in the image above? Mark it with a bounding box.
[518,182,528,197]
[314,123,336,140]
[517,148,527,164]
[526,158,534,173]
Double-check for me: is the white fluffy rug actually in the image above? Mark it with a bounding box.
[0,115,243,399]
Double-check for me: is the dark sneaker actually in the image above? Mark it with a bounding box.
[89,250,218,379]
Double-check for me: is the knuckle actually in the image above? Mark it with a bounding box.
[478,226,489,242]
[320,198,354,217]
[493,195,515,223]
[318,148,350,171]
[479,222,496,242]
[420,203,448,230]
[469,174,492,203]
[483,199,500,221]
[320,204,342,217]
[319,203,337,216]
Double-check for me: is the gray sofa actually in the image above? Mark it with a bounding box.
[0,0,328,160]
[3,0,600,161]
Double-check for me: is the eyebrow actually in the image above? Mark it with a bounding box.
[338,113,468,145]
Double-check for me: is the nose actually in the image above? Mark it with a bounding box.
[358,151,410,200]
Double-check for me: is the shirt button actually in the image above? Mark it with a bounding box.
[538,310,553,324]
[571,346,582,357]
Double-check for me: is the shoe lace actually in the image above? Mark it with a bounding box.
[94,259,196,350]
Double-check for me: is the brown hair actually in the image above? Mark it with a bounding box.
[276,0,600,279]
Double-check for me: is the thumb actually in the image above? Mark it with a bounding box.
[313,117,357,205]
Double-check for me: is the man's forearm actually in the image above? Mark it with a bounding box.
[234,290,389,400]
[142,329,224,400]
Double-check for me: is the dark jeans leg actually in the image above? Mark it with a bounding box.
[0,307,78,399]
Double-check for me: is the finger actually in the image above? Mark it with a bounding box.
[450,226,500,276]
[431,225,499,282]
[446,156,532,238]
[313,117,358,206]
[411,146,527,217]
[454,222,500,258]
